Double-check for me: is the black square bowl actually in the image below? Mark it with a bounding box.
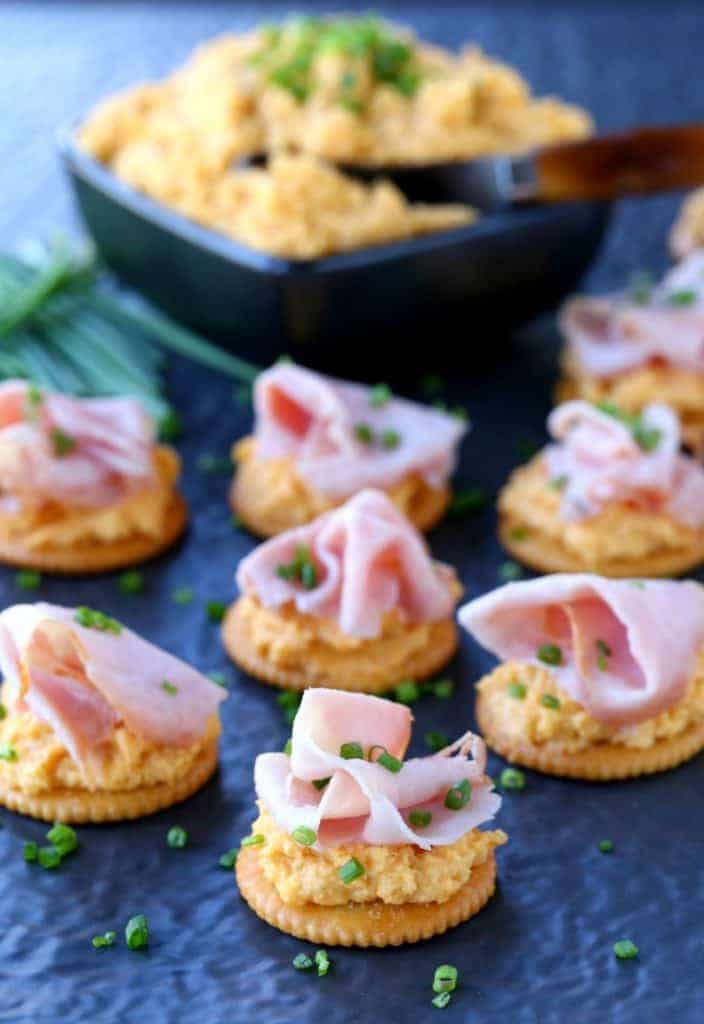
[60,133,610,369]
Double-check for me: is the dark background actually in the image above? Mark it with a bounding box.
[1,3,703,1023]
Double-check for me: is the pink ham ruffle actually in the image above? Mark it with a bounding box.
[459,574,704,726]
[254,689,501,851]
[236,488,457,638]
[543,400,704,528]
[253,363,467,498]
[0,379,157,510]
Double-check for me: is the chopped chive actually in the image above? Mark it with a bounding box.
[370,746,403,773]
[92,931,116,949]
[340,741,364,760]
[354,422,375,444]
[125,914,149,951]
[293,952,314,970]
[197,453,233,474]
[629,580,646,589]
[300,561,316,590]
[208,671,229,688]
[499,561,523,582]
[277,690,301,726]
[433,964,458,994]
[668,289,697,306]
[0,744,17,762]
[15,569,41,591]
[38,846,62,869]
[632,424,662,452]
[380,429,401,450]
[161,680,178,696]
[409,809,432,828]
[596,638,611,671]
[50,427,77,457]
[158,408,183,441]
[613,939,639,960]
[206,601,227,624]
[166,826,188,849]
[509,526,529,542]
[338,857,364,884]
[394,679,420,704]
[117,569,144,595]
[219,848,238,869]
[629,269,653,304]
[74,607,121,634]
[432,678,454,699]
[420,373,444,398]
[549,474,568,491]
[240,833,266,848]
[276,545,317,590]
[507,681,527,700]
[540,694,561,710]
[0,703,6,720]
[425,731,449,754]
[369,383,392,407]
[598,839,614,854]
[312,777,330,790]
[291,826,317,847]
[314,949,331,977]
[517,438,539,461]
[172,586,193,605]
[432,992,452,1009]
[448,486,487,518]
[46,823,77,857]
[444,779,471,810]
[283,739,292,756]
[499,767,526,791]
[537,644,562,666]
[231,514,243,529]
[23,841,38,862]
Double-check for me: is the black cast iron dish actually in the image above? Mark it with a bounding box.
[60,133,610,368]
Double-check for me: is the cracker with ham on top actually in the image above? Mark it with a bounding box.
[460,574,704,780]
[230,363,467,537]
[499,399,704,576]
[0,603,226,821]
[0,380,186,573]
[223,488,461,693]
[236,687,506,946]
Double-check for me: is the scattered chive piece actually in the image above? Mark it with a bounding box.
[613,939,639,960]
[46,823,78,857]
[74,607,121,634]
[291,826,317,847]
[340,741,364,760]
[507,681,527,700]
[158,408,183,442]
[277,690,301,726]
[409,809,432,828]
[517,438,539,461]
[240,833,266,848]
[394,679,420,704]
[50,427,77,457]
[208,671,228,688]
[549,474,568,491]
[314,949,331,977]
[231,513,243,529]
[448,486,487,518]
[23,841,38,863]
[369,383,392,407]
[537,643,562,666]
[425,731,449,754]
[596,638,612,671]
[444,779,471,810]
[293,952,314,970]
[275,545,317,590]
[15,570,41,591]
[118,569,143,595]
[206,601,227,624]
[433,964,458,994]
[540,694,561,710]
[0,703,5,720]
[283,739,292,756]
[38,845,62,869]
[499,767,526,791]
[197,453,233,474]
[629,269,653,304]
[432,992,452,1009]
[219,849,238,869]
[338,857,364,884]
[92,931,116,950]
[599,839,614,854]
[125,914,149,951]
[380,429,401,450]
[420,373,444,398]
[370,746,403,773]
[312,777,330,790]
[0,744,17,762]
[432,678,454,699]
[629,580,646,589]
[632,424,662,452]
[166,826,188,849]
[300,561,316,590]
[668,289,697,306]
[354,422,375,444]
[172,586,194,605]
[161,680,178,696]
[509,526,529,542]
[499,561,523,582]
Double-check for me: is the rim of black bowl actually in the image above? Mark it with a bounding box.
[58,124,609,277]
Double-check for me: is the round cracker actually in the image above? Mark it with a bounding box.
[0,739,218,823]
[221,599,458,693]
[499,514,704,578]
[476,691,704,780]
[0,493,188,575]
[236,847,497,947]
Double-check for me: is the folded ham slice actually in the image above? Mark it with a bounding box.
[236,488,457,637]
[459,575,704,726]
[252,363,467,498]
[0,603,226,770]
[560,252,704,378]
[0,380,156,510]
[255,689,501,850]
[543,400,704,527]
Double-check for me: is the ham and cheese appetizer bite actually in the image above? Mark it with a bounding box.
[556,252,704,453]
[223,488,460,693]
[460,574,704,780]
[230,363,467,537]
[499,400,704,577]
[0,380,186,573]
[235,688,506,947]
[0,603,226,821]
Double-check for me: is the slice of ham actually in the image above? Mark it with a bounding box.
[252,363,467,498]
[459,574,704,726]
[236,488,457,638]
[543,400,704,527]
[0,603,226,766]
[560,252,704,378]
[0,379,156,510]
[254,688,501,850]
